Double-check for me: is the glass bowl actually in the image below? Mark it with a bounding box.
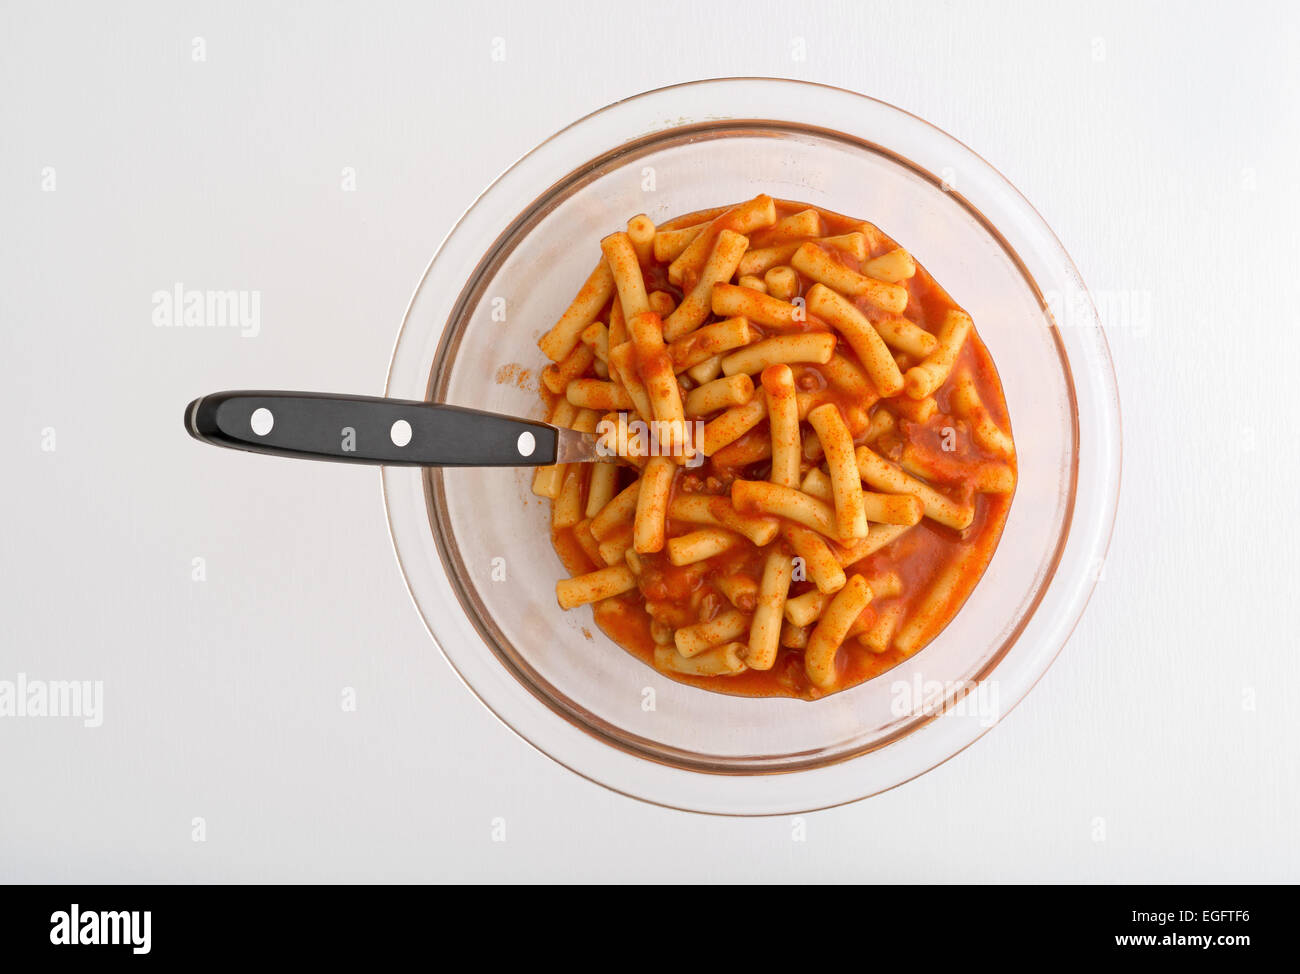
[382,78,1121,815]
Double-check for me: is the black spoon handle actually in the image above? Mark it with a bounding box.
[184,391,559,467]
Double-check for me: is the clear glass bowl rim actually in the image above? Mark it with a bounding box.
[380,77,1122,815]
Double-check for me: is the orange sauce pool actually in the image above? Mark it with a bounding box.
[544,199,1015,700]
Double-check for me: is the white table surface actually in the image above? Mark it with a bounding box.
[2,0,1297,883]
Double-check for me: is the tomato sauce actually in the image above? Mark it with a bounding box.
[547,200,1016,699]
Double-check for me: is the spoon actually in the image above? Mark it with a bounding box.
[184,390,606,466]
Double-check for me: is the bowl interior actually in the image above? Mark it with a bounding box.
[418,122,1075,772]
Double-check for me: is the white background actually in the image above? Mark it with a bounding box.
[2,0,1297,882]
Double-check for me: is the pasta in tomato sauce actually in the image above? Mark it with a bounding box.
[536,196,1015,699]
